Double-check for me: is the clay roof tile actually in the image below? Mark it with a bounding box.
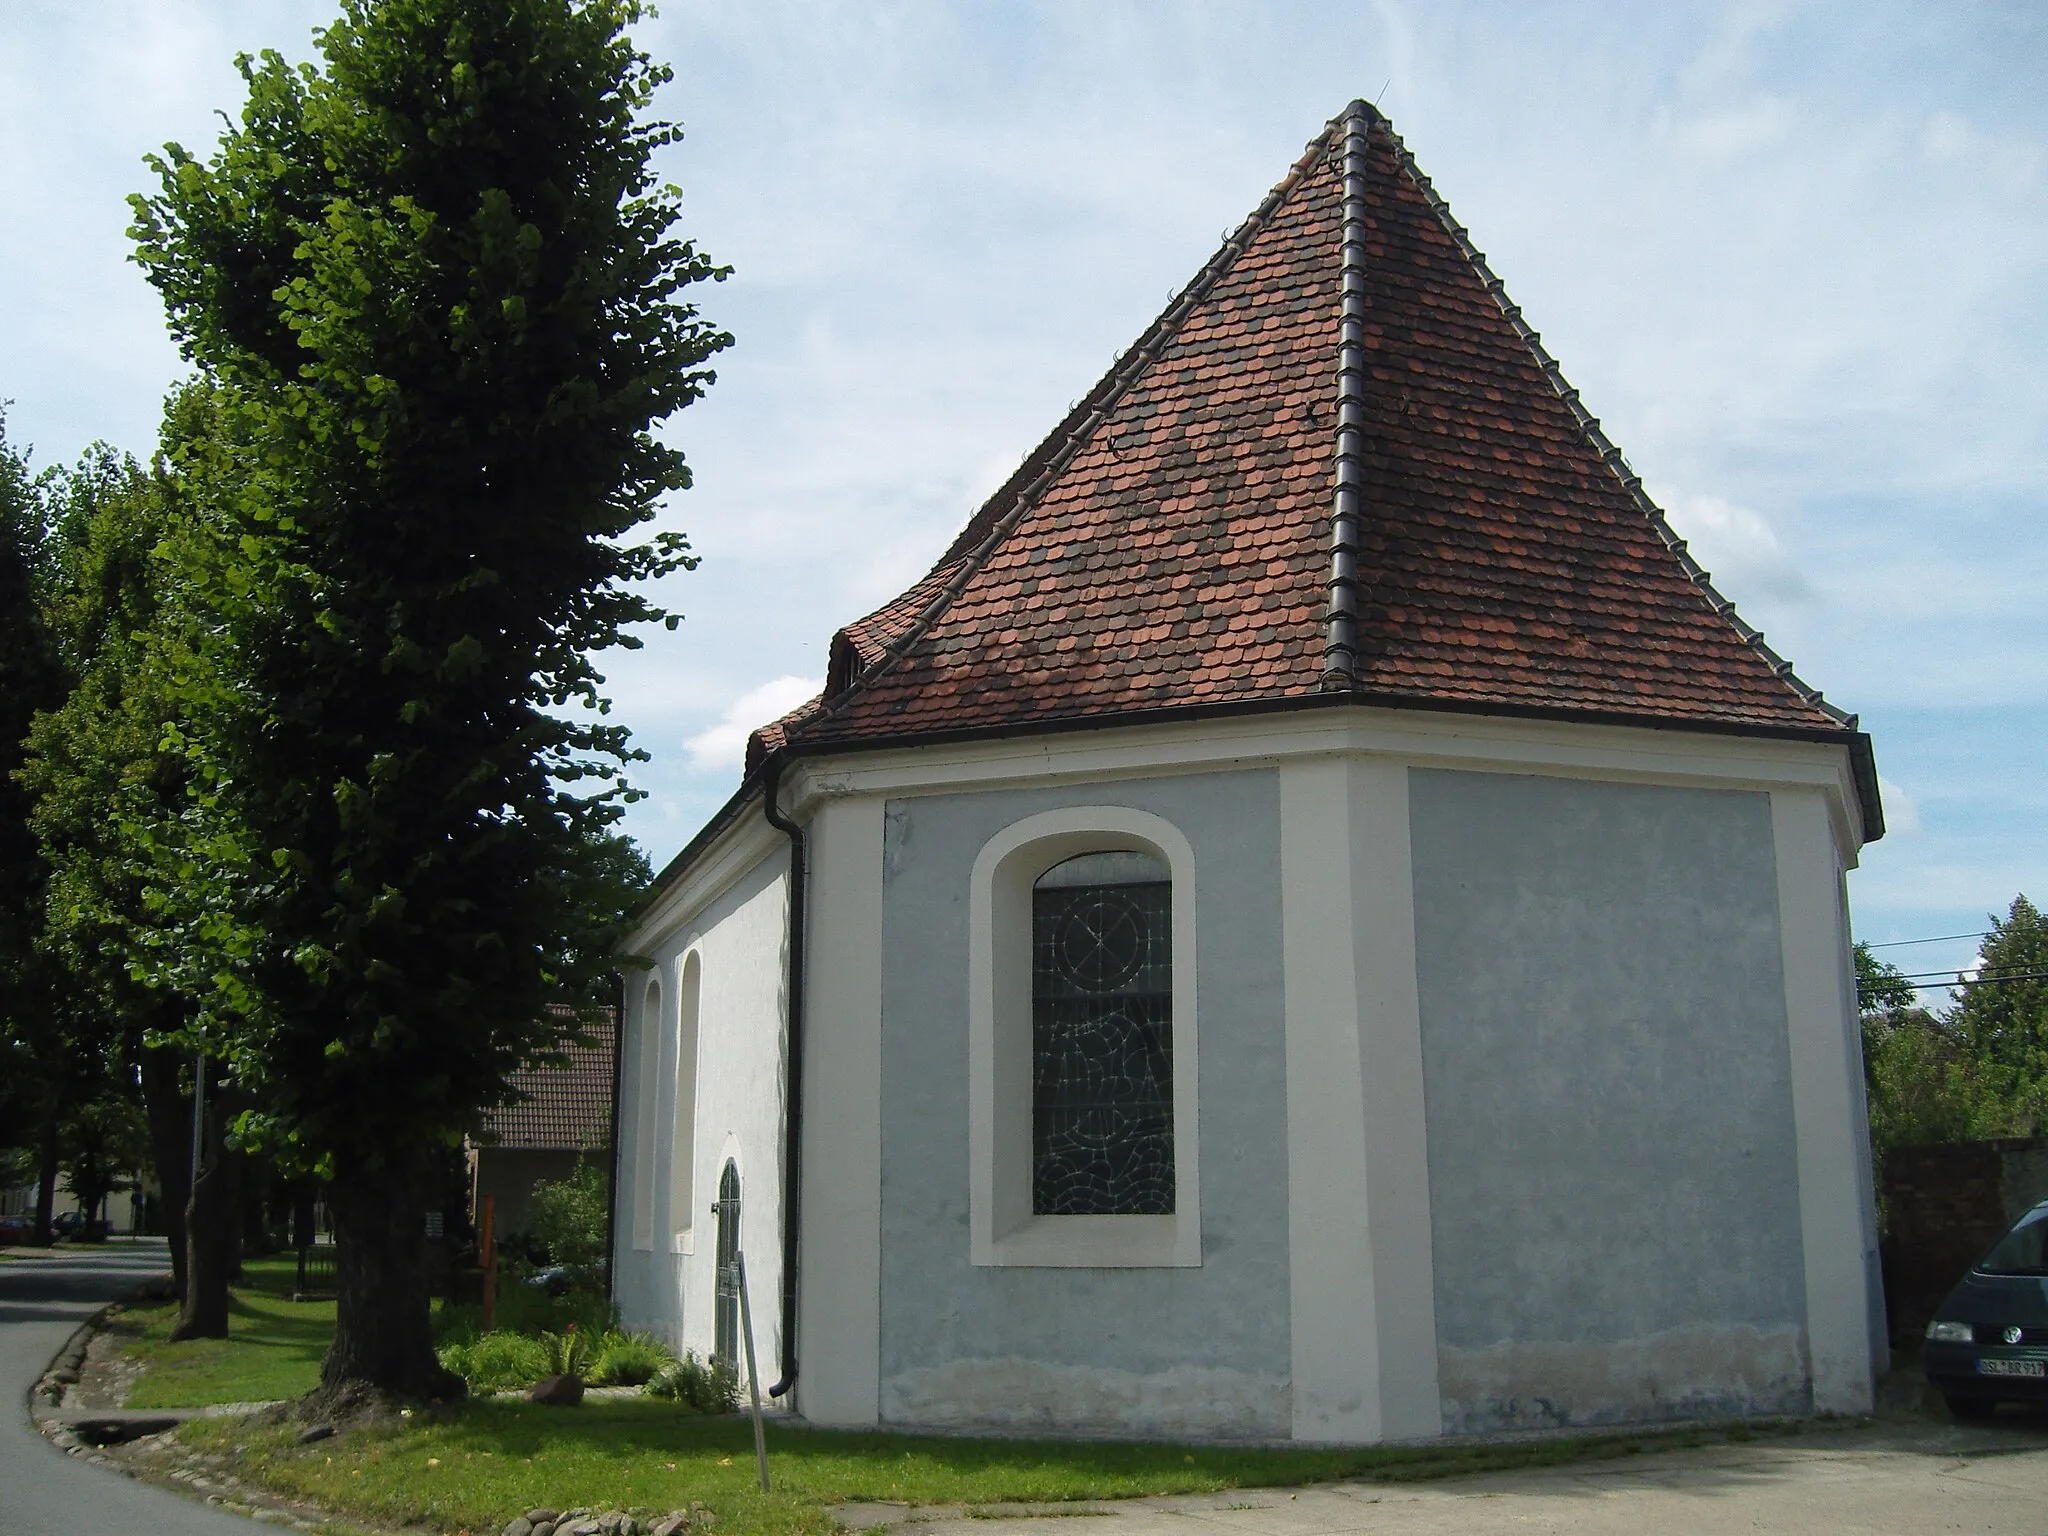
[751,100,1851,765]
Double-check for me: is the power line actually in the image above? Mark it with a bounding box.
[1887,965,2048,983]
[1860,968,2048,995]
[1864,932,1990,949]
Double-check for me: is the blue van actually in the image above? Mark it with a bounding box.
[1922,1198,2048,1418]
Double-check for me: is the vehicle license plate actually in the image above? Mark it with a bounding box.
[1978,1358,2046,1377]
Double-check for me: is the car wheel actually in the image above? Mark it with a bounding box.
[1944,1392,1999,1421]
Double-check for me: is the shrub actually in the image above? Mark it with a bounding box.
[510,1157,610,1270]
[438,1330,551,1392]
[647,1350,740,1413]
[540,1324,593,1381]
[592,1330,676,1387]
[433,1301,484,1347]
[495,1271,616,1338]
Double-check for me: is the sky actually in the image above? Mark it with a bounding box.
[1,2,2042,1001]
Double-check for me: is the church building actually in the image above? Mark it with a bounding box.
[612,101,1887,1442]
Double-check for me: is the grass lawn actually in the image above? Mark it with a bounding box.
[177,1396,1801,1536]
[123,1253,334,1408]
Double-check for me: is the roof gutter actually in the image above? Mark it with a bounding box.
[748,689,1885,845]
[760,752,806,1400]
[603,975,625,1305]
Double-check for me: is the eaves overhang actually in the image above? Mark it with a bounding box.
[634,688,1882,929]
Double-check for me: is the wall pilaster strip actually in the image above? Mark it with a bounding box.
[1280,759,1383,1440]
[1772,787,1880,1412]
[1349,758,1443,1438]
[798,795,886,1424]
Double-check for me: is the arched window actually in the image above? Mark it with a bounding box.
[968,805,1201,1268]
[631,975,662,1251]
[1031,851,1173,1215]
[666,952,702,1250]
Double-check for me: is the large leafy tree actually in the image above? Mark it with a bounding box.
[1951,896,2048,1084]
[0,416,75,1246]
[1858,909,2048,1168]
[23,443,212,1311]
[126,0,724,1396]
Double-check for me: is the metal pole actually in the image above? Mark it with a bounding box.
[188,1053,207,1194]
[736,1252,769,1493]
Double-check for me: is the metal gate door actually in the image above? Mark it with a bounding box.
[714,1160,740,1368]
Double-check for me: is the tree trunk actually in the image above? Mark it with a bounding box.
[171,1089,232,1341]
[323,1150,464,1400]
[138,1047,191,1301]
[32,1112,58,1247]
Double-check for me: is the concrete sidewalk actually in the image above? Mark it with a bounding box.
[858,1419,2048,1536]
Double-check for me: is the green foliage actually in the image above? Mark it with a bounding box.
[437,1329,552,1393]
[0,414,71,1166]
[509,1157,610,1270]
[589,1329,674,1387]
[1862,1007,2028,1164]
[540,1324,593,1380]
[1854,942,1917,1015]
[646,1349,740,1413]
[59,1089,153,1232]
[13,445,205,1262]
[20,444,200,1031]
[1860,899,2048,1169]
[1950,896,2048,1083]
[435,1282,615,1345]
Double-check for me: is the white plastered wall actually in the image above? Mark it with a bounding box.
[614,844,790,1380]
[629,705,1880,1439]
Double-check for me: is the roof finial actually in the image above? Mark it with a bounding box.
[1322,100,1376,689]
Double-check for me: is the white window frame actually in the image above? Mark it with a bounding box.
[968,805,1201,1267]
[667,949,703,1255]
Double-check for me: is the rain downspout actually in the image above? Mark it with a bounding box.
[761,753,806,1399]
[603,970,626,1304]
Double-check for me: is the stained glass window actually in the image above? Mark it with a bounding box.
[1031,850,1173,1215]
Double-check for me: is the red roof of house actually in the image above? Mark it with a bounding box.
[478,1010,616,1152]
[747,101,1853,775]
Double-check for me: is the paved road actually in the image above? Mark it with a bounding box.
[892,1417,2048,1536]
[0,1241,252,1536]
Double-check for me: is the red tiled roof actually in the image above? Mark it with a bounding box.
[750,102,1848,768]
[478,1009,616,1152]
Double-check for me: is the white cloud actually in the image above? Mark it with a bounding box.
[3,0,2044,928]
[1672,96,1794,161]
[1877,777,1920,835]
[1658,492,1811,604]
[683,676,821,774]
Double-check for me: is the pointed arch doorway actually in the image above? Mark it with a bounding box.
[714,1159,741,1368]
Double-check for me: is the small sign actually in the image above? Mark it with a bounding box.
[1977,1358,2044,1377]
